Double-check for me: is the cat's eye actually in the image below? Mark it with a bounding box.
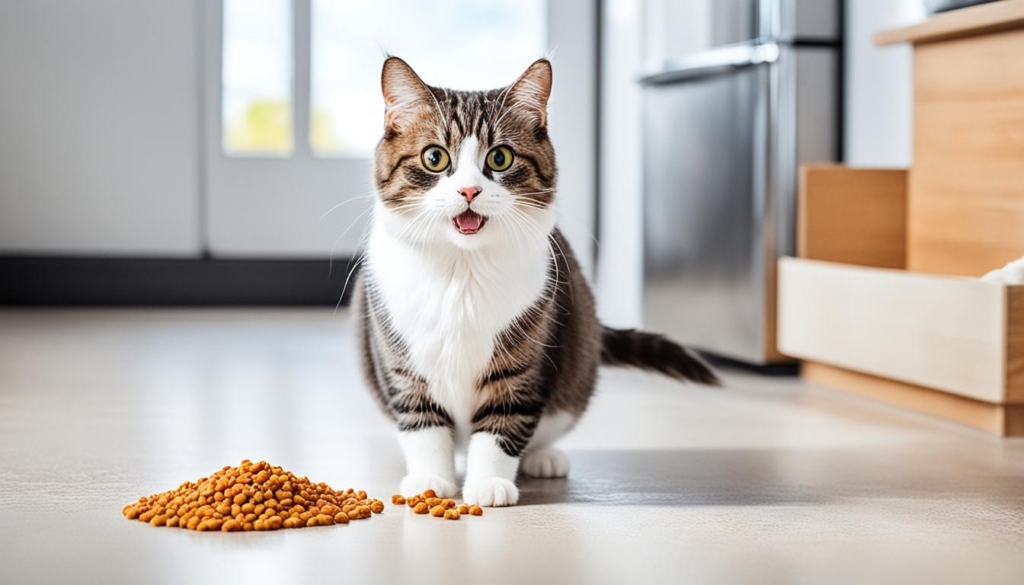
[421,146,451,172]
[485,146,514,172]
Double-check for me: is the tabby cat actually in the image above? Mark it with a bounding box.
[354,57,718,507]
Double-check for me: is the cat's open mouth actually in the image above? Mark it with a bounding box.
[453,210,487,235]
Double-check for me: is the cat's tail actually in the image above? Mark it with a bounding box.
[600,326,721,386]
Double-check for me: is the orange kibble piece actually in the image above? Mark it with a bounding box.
[392,494,406,506]
[334,512,350,524]
[469,505,483,516]
[413,502,429,514]
[422,489,437,498]
[370,500,385,514]
[429,505,445,517]
[425,498,442,507]
[441,499,455,509]
[443,509,460,520]
[458,504,470,515]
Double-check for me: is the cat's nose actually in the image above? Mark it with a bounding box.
[458,186,482,203]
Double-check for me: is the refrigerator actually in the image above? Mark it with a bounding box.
[639,0,840,364]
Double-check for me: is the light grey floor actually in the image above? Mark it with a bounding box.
[1,309,1023,585]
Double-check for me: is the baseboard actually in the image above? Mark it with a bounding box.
[803,361,1024,437]
[0,256,359,306]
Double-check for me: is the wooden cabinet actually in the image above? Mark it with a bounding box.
[779,2,1024,436]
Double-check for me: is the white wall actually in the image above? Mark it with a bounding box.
[548,0,599,278]
[844,0,926,168]
[595,0,645,328]
[0,0,202,256]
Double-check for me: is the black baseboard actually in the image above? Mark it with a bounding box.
[0,256,359,306]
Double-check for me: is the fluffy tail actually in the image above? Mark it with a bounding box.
[600,326,720,386]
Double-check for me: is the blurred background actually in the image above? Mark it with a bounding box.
[0,0,924,364]
[5,2,1024,583]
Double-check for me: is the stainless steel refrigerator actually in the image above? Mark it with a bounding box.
[639,0,840,364]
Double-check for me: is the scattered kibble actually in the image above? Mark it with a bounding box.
[122,459,383,532]
[392,494,406,506]
[400,490,483,521]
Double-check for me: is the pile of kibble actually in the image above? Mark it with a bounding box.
[393,490,483,520]
[122,460,384,532]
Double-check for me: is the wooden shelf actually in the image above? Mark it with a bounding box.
[876,0,1024,46]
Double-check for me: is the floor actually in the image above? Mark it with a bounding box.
[1,310,1023,585]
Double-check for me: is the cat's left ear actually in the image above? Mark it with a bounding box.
[505,59,552,128]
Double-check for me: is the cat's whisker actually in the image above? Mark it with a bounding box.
[318,193,375,222]
[329,204,375,278]
[334,252,367,318]
[514,199,603,258]
[507,207,563,308]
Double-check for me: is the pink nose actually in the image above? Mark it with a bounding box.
[458,186,482,203]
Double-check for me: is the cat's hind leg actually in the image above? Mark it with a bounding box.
[521,411,575,478]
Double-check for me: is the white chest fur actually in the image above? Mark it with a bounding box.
[367,221,551,444]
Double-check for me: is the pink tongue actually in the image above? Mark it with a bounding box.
[455,211,484,232]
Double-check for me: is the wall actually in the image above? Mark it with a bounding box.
[844,0,926,168]
[0,0,203,256]
[596,0,645,327]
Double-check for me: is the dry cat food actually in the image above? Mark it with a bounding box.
[122,460,383,532]
[397,490,483,521]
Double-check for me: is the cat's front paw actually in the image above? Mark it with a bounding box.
[522,448,570,478]
[401,474,458,498]
[462,477,519,507]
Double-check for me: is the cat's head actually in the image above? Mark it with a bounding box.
[372,57,557,251]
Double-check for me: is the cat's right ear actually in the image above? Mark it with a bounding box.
[381,57,435,132]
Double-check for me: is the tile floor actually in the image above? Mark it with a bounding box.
[1,309,1023,584]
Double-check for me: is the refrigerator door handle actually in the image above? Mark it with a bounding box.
[638,42,780,86]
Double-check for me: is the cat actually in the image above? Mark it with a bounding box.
[354,57,719,507]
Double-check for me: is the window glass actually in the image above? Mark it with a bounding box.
[222,0,294,155]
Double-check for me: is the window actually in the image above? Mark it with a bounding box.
[309,0,547,157]
[222,0,293,155]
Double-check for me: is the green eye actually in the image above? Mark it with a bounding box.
[421,146,450,172]
[485,146,514,172]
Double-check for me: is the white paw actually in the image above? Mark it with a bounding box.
[521,449,571,478]
[462,477,519,507]
[400,474,458,498]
